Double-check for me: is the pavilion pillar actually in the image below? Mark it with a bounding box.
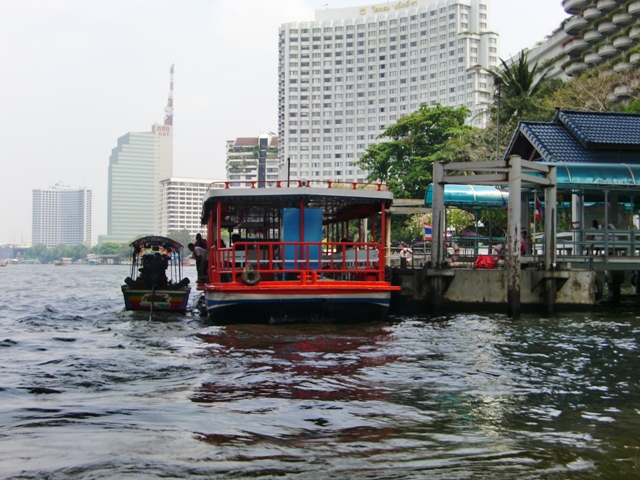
[507,155,522,318]
[430,162,446,310]
[544,166,558,315]
[431,163,446,268]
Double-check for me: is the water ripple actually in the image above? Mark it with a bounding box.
[0,266,639,478]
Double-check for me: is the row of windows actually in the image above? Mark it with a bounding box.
[283,59,495,82]
[283,5,485,34]
[284,33,492,52]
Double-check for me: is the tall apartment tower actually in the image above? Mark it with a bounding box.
[100,66,174,244]
[32,182,92,247]
[158,177,216,237]
[226,134,279,187]
[278,0,499,182]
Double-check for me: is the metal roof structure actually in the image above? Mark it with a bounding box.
[425,184,508,208]
[505,110,640,166]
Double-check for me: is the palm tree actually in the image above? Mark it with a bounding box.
[489,51,551,121]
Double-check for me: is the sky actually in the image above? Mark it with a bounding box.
[0,0,568,246]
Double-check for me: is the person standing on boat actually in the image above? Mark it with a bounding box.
[195,233,207,249]
[188,243,208,282]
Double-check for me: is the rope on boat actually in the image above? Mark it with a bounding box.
[149,285,155,321]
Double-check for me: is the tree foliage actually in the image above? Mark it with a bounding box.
[167,229,193,250]
[24,243,98,263]
[488,51,558,122]
[358,104,473,199]
[544,67,640,113]
[99,242,122,255]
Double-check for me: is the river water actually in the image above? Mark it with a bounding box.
[0,265,639,479]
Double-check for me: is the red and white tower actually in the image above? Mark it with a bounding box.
[164,64,174,126]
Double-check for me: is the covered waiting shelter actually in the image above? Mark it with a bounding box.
[424,184,509,254]
[503,109,640,268]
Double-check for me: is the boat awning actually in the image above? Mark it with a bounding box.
[425,184,508,208]
[129,236,184,252]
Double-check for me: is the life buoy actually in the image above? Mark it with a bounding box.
[445,241,460,263]
[400,248,412,261]
[241,265,261,286]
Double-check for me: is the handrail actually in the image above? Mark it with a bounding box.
[208,241,385,284]
[206,179,390,191]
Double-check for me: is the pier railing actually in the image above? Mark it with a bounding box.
[388,230,640,271]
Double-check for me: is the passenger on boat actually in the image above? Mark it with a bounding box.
[139,251,169,287]
[195,233,207,249]
[188,243,208,282]
[231,234,242,249]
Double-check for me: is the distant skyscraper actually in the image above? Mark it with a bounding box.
[159,177,215,237]
[100,66,174,244]
[32,182,92,247]
[226,134,279,187]
[278,0,499,182]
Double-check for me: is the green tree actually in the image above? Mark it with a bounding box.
[358,103,473,199]
[167,229,193,249]
[544,67,640,113]
[99,242,122,255]
[489,51,556,122]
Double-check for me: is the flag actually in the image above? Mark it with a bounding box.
[535,193,544,222]
[501,195,508,212]
[424,224,432,241]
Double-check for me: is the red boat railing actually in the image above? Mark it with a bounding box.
[207,241,384,284]
[207,179,390,191]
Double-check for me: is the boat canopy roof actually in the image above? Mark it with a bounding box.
[129,236,184,253]
[201,181,393,225]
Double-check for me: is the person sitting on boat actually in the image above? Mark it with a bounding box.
[139,251,169,288]
[188,243,208,282]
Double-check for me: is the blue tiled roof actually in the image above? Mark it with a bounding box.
[557,110,640,148]
[520,122,640,164]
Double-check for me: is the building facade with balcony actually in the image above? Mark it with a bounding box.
[278,0,499,183]
[32,182,92,248]
[158,177,215,238]
[526,0,640,86]
[226,135,279,187]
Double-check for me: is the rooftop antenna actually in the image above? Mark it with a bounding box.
[164,64,174,126]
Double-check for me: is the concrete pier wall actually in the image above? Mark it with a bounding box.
[392,268,595,313]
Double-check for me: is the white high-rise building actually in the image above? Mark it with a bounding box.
[159,177,216,237]
[278,0,499,182]
[100,65,175,245]
[32,182,92,247]
[99,123,173,244]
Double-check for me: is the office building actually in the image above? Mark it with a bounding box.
[226,135,279,187]
[32,182,92,247]
[159,177,216,237]
[278,0,499,182]
[100,66,174,244]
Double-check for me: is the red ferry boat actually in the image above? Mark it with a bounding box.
[198,180,400,323]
